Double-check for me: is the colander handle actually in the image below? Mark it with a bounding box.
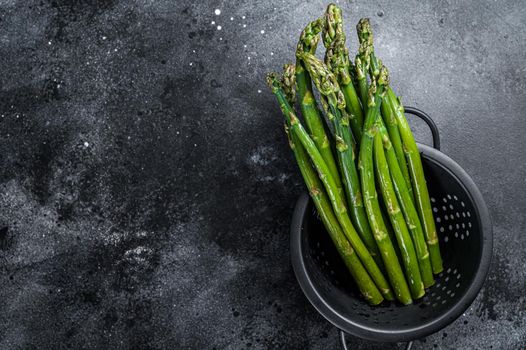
[339,330,414,350]
[403,106,441,151]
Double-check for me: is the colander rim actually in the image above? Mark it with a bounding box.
[290,143,493,342]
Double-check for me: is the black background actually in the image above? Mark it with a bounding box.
[0,1,525,349]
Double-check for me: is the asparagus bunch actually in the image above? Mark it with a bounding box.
[267,72,393,301]
[266,3,443,305]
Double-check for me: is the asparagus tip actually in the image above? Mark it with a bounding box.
[296,18,325,57]
[323,3,344,48]
[266,72,281,92]
[357,17,373,44]
[322,3,351,85]
[282,64,297,104]
[299,52,340,97]
[378,65,390,87]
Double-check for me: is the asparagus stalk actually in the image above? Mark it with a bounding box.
[376,120,435,287]
[300,52,384,270]
[322,4,364,144]
[374,129,424,299]
[358,67,412,304]
[267,73,394,300]
[387,91,444,274]
[296,19,343,192]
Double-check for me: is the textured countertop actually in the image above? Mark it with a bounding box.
[0,1,525,349]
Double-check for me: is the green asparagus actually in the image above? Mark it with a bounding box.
[374,129,424,299]
[280,67,384,305]
[266,6,447,306]
[358,68,412,305]
[357,18,414,203]
[377,121,435,288]
[267,73,394,300]
[387,91,444,274]
[322,4,364,144]
[296,19,343,192]
[300,52,384,270]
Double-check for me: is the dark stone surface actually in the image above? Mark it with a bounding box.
[0,0,524,349]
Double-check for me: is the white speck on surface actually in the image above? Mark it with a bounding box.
[194,144,197,147]
[217,25,222,31]
[189,62,193,66]
[102,36,107,40]
[211,21,215,25]
[83,142,89,147]
[230,17,234,21]
[247,56,250,60]
[48,41,51,45]
[270,52,274,56]
[242,15,246,19]
[214,9,221,15]
[219,37,223,41]
[248,146,278,167]
[114,48,118,52]
[257,90,262,94]
[243,24,246,28]
[243,45,247,48]
[260,30,265,34]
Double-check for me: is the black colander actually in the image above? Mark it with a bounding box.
[290,107,492,349]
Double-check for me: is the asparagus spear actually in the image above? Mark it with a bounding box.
[295,19,343,192]
[387,91,444,274]
[267,73,394,300]
[358,67,412,304]
[374,129,424,299]
[322,4,364,144]
[376,120,435,287]
[357,18,414,202]
[300,52,384,270]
